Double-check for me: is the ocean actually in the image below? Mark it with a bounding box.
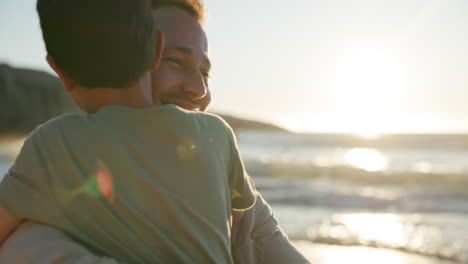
[238,131,468,264]
[1,131,467,263]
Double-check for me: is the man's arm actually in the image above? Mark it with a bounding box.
[231,192,310,264]
[0,206,21,244]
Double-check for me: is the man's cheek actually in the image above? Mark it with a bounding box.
[200,90,212,111]
[153,70,183,85]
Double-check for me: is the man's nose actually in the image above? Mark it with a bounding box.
[183,70,207,99]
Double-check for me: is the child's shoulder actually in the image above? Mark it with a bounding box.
[18,113,86,151]
[30,113,86,137]
[40,112,85,127]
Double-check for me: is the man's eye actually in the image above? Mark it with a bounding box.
[201,71,211,79]
[164,57,183,66]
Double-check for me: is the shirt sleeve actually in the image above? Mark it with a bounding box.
[231,192,310,264]
[0,133,57,223]
[226,125,257,210]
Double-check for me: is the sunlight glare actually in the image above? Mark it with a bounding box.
[332,46,403,136]
[344,148,388,172]
[340,213,407,247]
[356,131,381,140]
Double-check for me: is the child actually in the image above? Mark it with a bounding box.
[0,0,256,263]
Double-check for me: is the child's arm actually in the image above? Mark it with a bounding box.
[0,206,22,244]
[0,221,124,264]
[0,134,52,243]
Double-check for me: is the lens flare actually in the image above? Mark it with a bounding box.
[177,138,197,160]
[64,159,115,204]
[231,189,243,199]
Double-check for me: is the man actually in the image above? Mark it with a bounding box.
[0,0,309,263]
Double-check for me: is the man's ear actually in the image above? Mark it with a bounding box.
[46,55,76,92]
[151,31,165,71]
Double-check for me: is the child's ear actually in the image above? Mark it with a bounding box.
[151,31,165,71]
[46,55,76,92]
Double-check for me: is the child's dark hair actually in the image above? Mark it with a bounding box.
[37,0,156,88]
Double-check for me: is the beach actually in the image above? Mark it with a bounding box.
[295,242,458,264]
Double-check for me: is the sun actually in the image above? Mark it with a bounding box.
[276,47,405,134]
[332,46,403,136]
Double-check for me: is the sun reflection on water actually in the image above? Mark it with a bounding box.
[344,148,388,172]
[338,213,407,247]
[304,212,460,264]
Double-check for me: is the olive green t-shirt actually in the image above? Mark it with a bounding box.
[0,104,256,264]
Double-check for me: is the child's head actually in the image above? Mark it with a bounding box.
[37,0,157,89]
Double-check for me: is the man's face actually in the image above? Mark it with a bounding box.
[152,7,211,111]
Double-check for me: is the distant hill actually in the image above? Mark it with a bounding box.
[214,113,287,133]
[0,64,285,136]
[0,64,78,135]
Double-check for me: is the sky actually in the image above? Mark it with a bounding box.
[1,0,468,135]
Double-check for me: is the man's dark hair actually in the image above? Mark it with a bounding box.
[151,0,205,23]
[37,0,156,88]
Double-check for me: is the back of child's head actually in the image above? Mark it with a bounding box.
[37,0,156,89]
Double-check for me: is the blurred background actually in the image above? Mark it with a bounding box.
[1,0,467,263]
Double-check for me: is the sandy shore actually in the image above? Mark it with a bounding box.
[294,241,457,264]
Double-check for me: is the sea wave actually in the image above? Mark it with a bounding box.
[245,158,468,189]
[253,175,468,214]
